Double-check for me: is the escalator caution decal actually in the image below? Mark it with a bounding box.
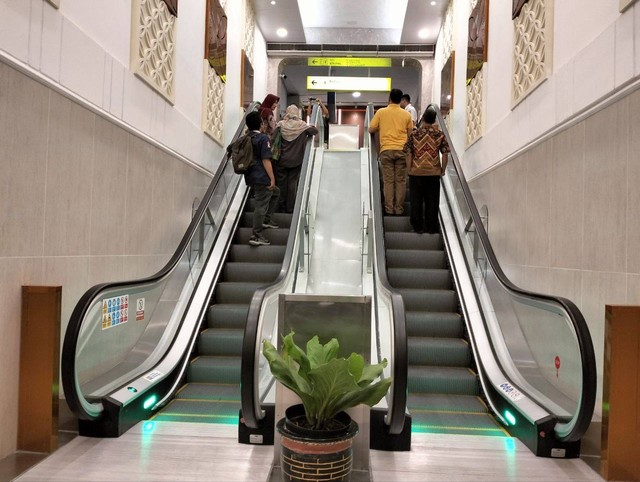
[101,295,129,330]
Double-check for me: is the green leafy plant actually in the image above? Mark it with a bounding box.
[262,332,392,430]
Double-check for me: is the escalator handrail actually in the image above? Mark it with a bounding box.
[61,102,261,421]
[241,106,321,429]
[432,105,596,442]
[365,104,408,435]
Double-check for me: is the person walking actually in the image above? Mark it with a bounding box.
[368,88,413,216]
[403,105,450,234]
[259,94,280,137]
[275,105,318,213]
[243,111,280,246]
[400,94,418,128]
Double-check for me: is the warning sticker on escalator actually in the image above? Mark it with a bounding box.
[136,298,145,321]
[101,295,129,330]
[498,382,523,402]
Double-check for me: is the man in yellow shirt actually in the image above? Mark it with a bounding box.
[368,89,413,215]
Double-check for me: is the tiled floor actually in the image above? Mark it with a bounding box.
[12,421,603,482]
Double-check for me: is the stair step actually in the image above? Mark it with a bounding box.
[228,245,286,263]
[152,398,239,423]
[384,232,442,251]
[408,366,479,396]
[214,282,264,304]
[222,262,281,283]
[188,356,241,384]
[408,337,471,366]
[207,304,249,329]
[410,410,506,436]
[241,212,293,228]
[198,328,244,356]
[406,311,464,338]
[234,227,290,246]
[399,288,457,312]
[383,216,412,232]
[388,268,452,290]
[386,249,446,269]
[175,383,241,401]
[407,393,487,413]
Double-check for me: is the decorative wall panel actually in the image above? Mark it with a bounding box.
[467,0,488,83]
[244,0,256,66]
[203,61,225,145]
[466,68,483,146]
[441,1,454,63]
[206,0,227,82]
[441,52,455,117]
[130,0,176,103]
[512,0,551,105]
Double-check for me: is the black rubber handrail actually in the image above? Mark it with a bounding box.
[241,106,320,429]
[432,105,596,442]
[62,102,260,421]
[365,104,408,435]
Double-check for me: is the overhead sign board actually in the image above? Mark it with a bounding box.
[306,76,392,92]
[307,57,392,68]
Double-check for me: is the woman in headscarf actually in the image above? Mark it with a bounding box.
[274,105,319,213]
[259,94,280,137]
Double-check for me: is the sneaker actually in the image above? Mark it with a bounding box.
[249,234,271,246]
[262,219,279,229]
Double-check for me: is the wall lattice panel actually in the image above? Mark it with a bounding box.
[203,61,225,145]
[131,0,176,103]
[244,0,256,65]
[466,68,483,147]
[441,2,455,63]
[512,0,552,105]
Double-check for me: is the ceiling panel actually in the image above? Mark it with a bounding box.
[252,0,306,43]
[401,0,449,44]
[296,0,409,29]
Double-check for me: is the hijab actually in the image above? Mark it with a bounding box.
[259,94,280,120]
[277,105,309,141]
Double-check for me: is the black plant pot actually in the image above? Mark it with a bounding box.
[277,404,359,482]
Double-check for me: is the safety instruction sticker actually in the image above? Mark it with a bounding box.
[144,370,163,382]
[136,297,145,321]
[101,295,129,330]
[498,382,524,402]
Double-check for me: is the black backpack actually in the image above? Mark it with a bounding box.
[227,132,257,174]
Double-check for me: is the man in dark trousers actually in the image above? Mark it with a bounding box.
[244,111,280,246]
[404,105,450,234]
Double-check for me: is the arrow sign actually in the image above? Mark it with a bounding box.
[307,57,392,67]
[306,76,392,92]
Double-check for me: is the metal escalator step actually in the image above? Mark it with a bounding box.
[388,268,452,290]
[386,249,446,269]
[406,311,463,338]
[198,328,244,356]
[207,304,249,329]
[399,288,457,312]
[188,356,241,384]
[152,398,239,424]
[241,212,293,228]
[407,393,487,413]
[234,227,290,246]
[214,282,263,304]
[229,245,286,263]
[408,337,471,366]
[222,262,281,283]
[383,216,412,232]
[384,232,442,251]
[408,366,479,395]
[175,383,241,401]
[410,411,506,437]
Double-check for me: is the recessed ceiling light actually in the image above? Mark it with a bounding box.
[418,28,429,39]
[430,1,437,5]
[270,0,276,5]
[352,92,361,98]
[276,28,288,37]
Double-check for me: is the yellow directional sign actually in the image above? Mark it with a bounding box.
[307,76,392,92]
[307,57,392,68]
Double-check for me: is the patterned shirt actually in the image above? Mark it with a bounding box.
[404,123,450,176]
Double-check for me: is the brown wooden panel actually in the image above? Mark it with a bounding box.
[440,52,455,117]
[512,0,529,19]
[601,305,640,481]
[467,0,489,83]
[18,286,62,453]
[205,0,227,82]
[162,0,178,17]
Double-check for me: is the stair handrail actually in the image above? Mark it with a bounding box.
[432,105,596,442]
[365,104,408,435]
[240,105,321,429]
[61,102,261,422]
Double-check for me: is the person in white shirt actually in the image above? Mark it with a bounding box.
[400,94,418,128]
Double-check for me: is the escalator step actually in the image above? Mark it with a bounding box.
[229,245,287,263]
[152,398,239,423]
[408,366,479,395]
[406,311,464,338]
[222,262,281,283]
[383,216,412,232]
[399,288,457,312]
[175,383,240,401]
[386,249,446,269]
[241,212,293,228]
[234,227,290,246]
[198,328,244,356]
[408,337,471,366]
[214,282,264,304]
[384,232,442,251]
[410,410,506,436]
[407,393,487,413]
[207,304,249,329]
[188,356,241,384]
[388,268,452,290]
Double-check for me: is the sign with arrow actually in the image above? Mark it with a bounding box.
[307,57,392,68]
[306,76,392,92]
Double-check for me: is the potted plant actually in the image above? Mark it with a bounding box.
[263,332,392,482]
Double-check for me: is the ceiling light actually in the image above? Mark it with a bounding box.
[352,92,361,98]
[418,28,429,39]
[276,28,288,37]
[430,1,437,5]
[270,0,276,4]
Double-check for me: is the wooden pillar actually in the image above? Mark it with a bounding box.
[18,286,62,453]
[601,305,640,481]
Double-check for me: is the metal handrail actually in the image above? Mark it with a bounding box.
[365,104,408,435]
[240,105,321,428]
[432,105,596,442]
[61,102,261,421]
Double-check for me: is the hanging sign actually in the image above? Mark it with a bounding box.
[306,76,392,92]
[307,57,392,68]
